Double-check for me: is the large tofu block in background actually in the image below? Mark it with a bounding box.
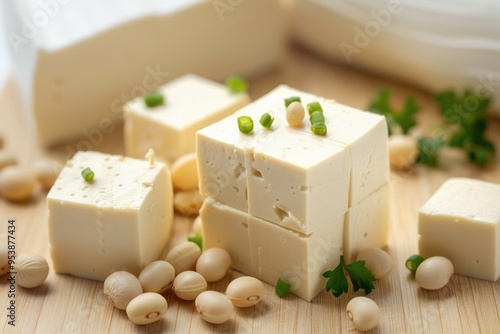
[419,178,500,281]
[197,85,388,233]
[200,199,344,302]
[124,74,250,162]
[47,151,173,281]
[343,184,390,261]
[3,0,284,146]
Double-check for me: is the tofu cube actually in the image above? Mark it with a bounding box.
[200,199,344,301]
[343,184,390,261]
[47,151,173,281]
[197,85,388,234]
[125,74,250,162]
[419,178,500,281]
[247,127,350,233]
[201,199,256,276]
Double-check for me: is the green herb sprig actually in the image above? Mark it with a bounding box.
[323,255,375,297]
[368,89,421,135]
[275,278,291,298]
[435,90,495,166]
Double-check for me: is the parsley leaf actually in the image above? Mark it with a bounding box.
[417,137,445,167]
[368,89,421,135]
[435,89,494,166]
[323,256,375,298]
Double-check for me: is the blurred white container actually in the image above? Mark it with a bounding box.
[292,0,500,115]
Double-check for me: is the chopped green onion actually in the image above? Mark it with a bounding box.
[143,92,164,108]
[237,116,254,134]
[275,278,291,298]
[187,235,202,250]
[81,167,94,182]
[284,96,301,107]
[311,123,327,136]
[259,112,275,129]
[225,76,248,93]
[405,254,425,275]
[307,101,323,115]
[309,111,325,124]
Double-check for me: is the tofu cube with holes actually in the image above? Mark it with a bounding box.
[200,198,344,301]
[247,127,350,233]
[197,84,387,233]
[47,151,173,281]
[419,178,500,281]
[124,74,250,162]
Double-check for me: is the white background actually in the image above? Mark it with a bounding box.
[0,8,12,91]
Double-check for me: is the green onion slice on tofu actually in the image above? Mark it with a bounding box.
[143,91,164,108]
[307,101,323,115]
[225,76,248,93]
[237,116,254,134]
[81,167,94,182]
[311,123,327,136]
[259,112,275,129]
[284,96,301,107]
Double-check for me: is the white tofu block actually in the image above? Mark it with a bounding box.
[197,92,289,212]
[47,151,173,281]
[200,198,344,301]
[419,178,500,281]
[124,74,250,162]
[4,0,285,146]
[343,184,390,262]
[248,127,350,233]
[200,199,256,277]
[197,85,388,232]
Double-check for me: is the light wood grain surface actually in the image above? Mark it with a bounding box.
[0,44,499,334]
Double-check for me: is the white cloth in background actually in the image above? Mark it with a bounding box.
[0,5,12,91]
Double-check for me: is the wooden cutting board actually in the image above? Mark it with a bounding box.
[0,45,499,334]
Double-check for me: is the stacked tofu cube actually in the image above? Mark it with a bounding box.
[197,85,390,301]
[124,74,250,162]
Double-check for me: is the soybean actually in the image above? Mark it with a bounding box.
[192,215,203,236]
[0,150,16,170]
[226,276,264,307]
[346,297,380,331]
[104,271,143,310]
[126,292,168,325]
[172,271,207,300]
[171,153,199,190]
[196,248,231,282]
[138,260,175,294]
[415,256,454,290]
[166,241,201,273]
[0,246,8,276]
[174,190,206,216]
[195,291,233,324]
[388,134,418,170]
[0,166,36,202]
[356,248,393,279]
[286,101,305,127]
[34,158,62,191]
[16,253,49,288]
